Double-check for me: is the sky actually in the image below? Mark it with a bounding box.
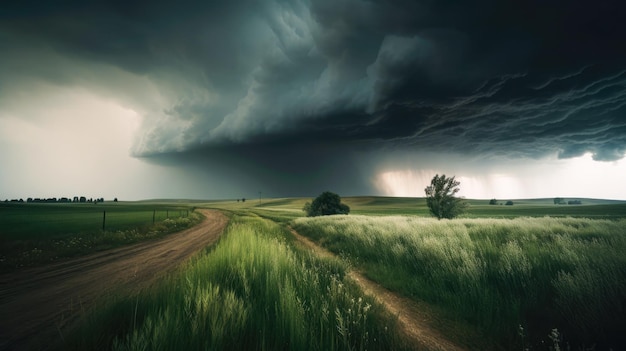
[1,0,626,201]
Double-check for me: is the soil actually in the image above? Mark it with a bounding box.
[288,227,469,351]
[0,209,228,351]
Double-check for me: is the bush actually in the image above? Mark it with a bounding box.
[303,192,350,217]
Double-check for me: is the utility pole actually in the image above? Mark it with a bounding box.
[259,191,262,204]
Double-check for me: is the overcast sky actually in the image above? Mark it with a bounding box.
[1,0,626,200]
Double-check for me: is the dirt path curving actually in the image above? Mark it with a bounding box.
[0,209,228,351]
[288,227,468,351]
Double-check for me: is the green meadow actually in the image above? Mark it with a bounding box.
[293,215,626,349]
[0,202,195,239]
[205,197,626,349]
[202,196,626,220]
[66,213,408,351]
[0,202,200,271]
[4,197,626,349]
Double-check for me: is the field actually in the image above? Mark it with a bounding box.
[207,196,626,349]
[0,202,200,271]
[293,215,626,349]
[66,212,409,351]
[3,197,626,349]
[198,196,626,220]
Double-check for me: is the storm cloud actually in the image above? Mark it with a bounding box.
[2,0,626,198]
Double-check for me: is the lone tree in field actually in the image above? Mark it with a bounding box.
[303,191,350,217]
[424,174,467,219]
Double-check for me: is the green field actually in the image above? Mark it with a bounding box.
[201,196,626,220]
[0,202,200,271]
[66,212,409,351]
[200,196,626,349]
[0,202,194,239]
[5,196,626,349]
[287,198,626,349]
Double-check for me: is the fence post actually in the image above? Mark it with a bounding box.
[153,209,156,224]
[102,210,106,231]
[166,210,169,218]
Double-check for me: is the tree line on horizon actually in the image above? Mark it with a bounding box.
[3,196,118,203]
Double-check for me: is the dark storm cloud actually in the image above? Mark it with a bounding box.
[141,141,376,197]
[2,0,626,165]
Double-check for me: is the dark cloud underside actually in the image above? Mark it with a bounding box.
[2,0,625,167]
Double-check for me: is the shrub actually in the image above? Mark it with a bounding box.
[303,191,350,217]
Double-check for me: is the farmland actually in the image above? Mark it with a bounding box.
[2,197,626,350]
[0,202,201,271]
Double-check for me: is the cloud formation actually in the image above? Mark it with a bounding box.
[2,0,625,165]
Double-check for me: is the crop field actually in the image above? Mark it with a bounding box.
[0,202,200,271]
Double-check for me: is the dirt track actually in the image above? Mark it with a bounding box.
[288,227,468,351]
[0,209,228,351]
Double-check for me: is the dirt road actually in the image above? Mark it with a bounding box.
[289,227,468,351]
[0,209,228,351]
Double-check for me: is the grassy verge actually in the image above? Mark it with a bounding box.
[292,215,626,349]
[0,210,202,272]
[64,213,409,351]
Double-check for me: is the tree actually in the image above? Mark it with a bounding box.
[303,191,350,217]
[489,198,498,205]
[424,174,467,219]
[505,200,514,206]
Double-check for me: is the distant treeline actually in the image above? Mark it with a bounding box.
[553,198,582,205]
[488,198,584,206]
[4,196,117,203]
[489,199,515,206]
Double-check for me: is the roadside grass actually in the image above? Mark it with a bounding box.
[292,215,626,349]
[64,213,409,351]
[0,204,201,272]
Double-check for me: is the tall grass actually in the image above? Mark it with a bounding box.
[66,214,407,351]
[292,215,626,349]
